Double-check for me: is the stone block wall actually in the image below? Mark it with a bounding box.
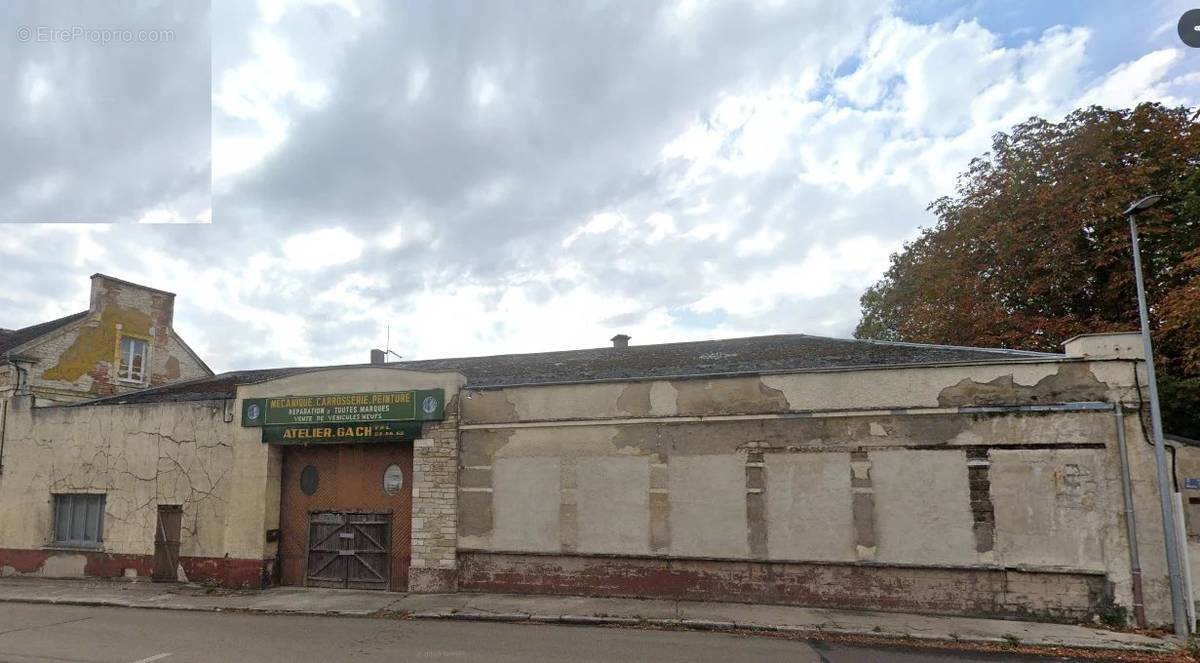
[409,397,460,592]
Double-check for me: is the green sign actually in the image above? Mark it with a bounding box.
[241,389,445,427]
[261,421,423,445]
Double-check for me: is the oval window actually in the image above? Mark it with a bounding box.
[382,464,404,495]
[300,465,319,496]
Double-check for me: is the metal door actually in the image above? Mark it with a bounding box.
[305,511,391,589]
[152,505,182,581]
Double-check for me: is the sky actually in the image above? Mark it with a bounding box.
[1,0,1197,373]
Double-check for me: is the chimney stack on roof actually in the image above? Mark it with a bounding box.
[611,334,631,349]
[370,348,386,365]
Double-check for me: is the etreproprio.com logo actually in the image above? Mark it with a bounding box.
[15,25,176,44]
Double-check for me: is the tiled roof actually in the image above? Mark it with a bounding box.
[0,311,89,357]
[81,333,1062,406]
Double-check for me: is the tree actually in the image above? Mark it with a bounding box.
[855,103,1200,437]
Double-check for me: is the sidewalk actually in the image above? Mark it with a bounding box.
[0,577,1178,655]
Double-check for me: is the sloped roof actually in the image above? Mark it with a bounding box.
[0,311,89,357]
[81,333,1062,406]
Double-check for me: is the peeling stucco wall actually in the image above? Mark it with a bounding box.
[0,396,237,578]
[2,343,1191,623]
[0,366,468,589]
[457,357,1181,623]
[460,359,1138,423]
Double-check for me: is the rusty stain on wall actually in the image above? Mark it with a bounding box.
[42,305,153,383]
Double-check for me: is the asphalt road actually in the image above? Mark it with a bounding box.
[0,603,1095,663]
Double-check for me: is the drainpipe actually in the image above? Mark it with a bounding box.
[1115,405,1147,627]
[0,398,7,475]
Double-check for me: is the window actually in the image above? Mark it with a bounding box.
[118,336,149,382]
[53,494,105,548]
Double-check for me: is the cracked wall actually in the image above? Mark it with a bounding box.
[0,397,236,580]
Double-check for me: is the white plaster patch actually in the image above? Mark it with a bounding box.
[576,456,651,554]
[990,449,1106,570]
[39,553,87,577]
[492,457,560,552]
[669,454,747,558]
[766,453,854,561]
[649,381,678,416]
[871,449,976,565]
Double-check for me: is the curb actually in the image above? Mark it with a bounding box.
[0,595,1177,655]
[407,609,1178,654]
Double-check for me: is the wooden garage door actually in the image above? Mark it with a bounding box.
[279,443,413,590]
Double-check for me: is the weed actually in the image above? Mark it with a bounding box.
[1097,604,1128,629]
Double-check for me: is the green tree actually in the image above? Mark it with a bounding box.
[855,103,1200,437]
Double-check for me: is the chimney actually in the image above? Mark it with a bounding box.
[611,334,631,349]
[370,349,386,364]
[89,273,176,329]
[1062,332,1144,360]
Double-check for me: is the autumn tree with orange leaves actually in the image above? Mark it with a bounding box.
[856,103,1200,437]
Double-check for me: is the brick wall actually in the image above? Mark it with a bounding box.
[458,551,1112,622]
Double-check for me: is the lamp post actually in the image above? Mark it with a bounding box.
[1124,194,1188,636]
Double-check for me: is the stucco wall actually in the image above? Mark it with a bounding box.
[0,396,238,580]
[0,347,1190,624]
[0,366,467,590]
[460,359,1139,424]
[457,357,1176,623]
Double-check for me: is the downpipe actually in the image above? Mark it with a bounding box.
[1115,406,1147,627]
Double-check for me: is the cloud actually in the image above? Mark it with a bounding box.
[1077,49,1183,108]
[1,1,1196,372]
[282,227,364,268]
[0,0,211,223]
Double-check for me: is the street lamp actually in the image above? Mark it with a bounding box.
[1124,194,1189,636]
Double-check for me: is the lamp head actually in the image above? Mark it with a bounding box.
[1123,195,1163,216]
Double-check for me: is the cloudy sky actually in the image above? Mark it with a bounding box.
[1,0,1197,372]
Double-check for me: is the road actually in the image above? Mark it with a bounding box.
[0,603,1097,663]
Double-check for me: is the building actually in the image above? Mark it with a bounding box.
[0,274,211,404]
[1,276,1198,627]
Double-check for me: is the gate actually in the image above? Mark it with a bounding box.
[152,505,182,581]
[305,511,391,590]
[279,443,413,590]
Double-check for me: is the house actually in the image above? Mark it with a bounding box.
[0,274,211,404]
